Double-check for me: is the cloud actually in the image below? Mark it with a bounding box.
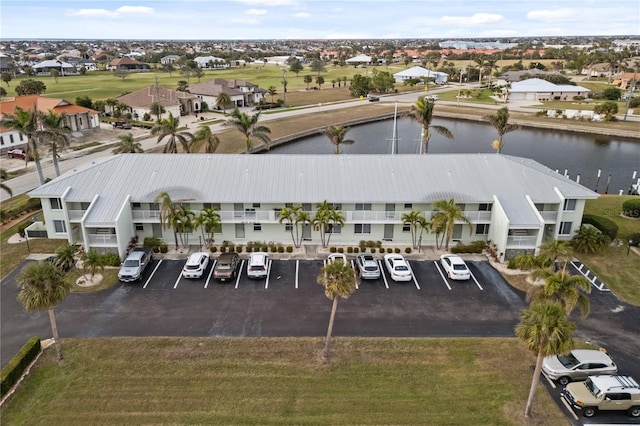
[116,6,154,15]
[69,5,154,18]
[235,0,297,5]
[441,13,504,26]
[293,12,310,18]
[246,8,267,15]
[527,8,579,22]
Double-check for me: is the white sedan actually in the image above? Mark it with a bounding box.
[327,253,348,265]
[439,254,471,280]
[383,254,412,282]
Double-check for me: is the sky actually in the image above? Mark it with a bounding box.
[1,0,639,40]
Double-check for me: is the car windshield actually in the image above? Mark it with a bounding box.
[453,264,468,271]
[584,378,601,397]
[123,259,139,267]
[364,266,378,271]
[250,266,265,272]
[185,264,200,270]
[558,353,580,369]
[217,264,231,270]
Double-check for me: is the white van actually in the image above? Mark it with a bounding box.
[247,252,269,279]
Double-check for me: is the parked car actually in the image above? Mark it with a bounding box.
[367,95,380,102]
[7,148,28,160]
[113,121,132,129]
[439,254,471,280]
[383,254,412,282]
[542,349,617,385]
[214,252,240,282]
[562,375,640,418]
[182,252,210,279]
[425,94,439,101]
[118,248,152,282]
[355,253,381,279]
[327,253,348,264]
[247,252,269,279]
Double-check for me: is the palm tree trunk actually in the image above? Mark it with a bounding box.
[52,144,61,177]
[524,349,544,417]
[48,308,64,362]
[323,296,339,360]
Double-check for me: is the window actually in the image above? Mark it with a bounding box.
[245,208,256,216]
[19,134,24,141]
[476,224,490,235]
[135,223,144,231]
[563,199,576,211]
[354,224,371,234]
[355,203,372,211]
[559,221,573,235]
[9,135,14,143]
[332,203,342,210]
[53,220,67,233]
[285,223,293,231]
[203,203,212,209]
[252,203,261,208]
[402,224,411,232]
[253,223,262,231]
[479,203,492,211]
[0,136,3,145]
[325,224,342,234]
[50,198,62,210]
[404,203,413,209]
[132,202,141,208]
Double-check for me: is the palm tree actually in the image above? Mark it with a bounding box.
[112,133,144,154]
[528,270,591,318]
[191,124,220,153]
[432,199,470,250]
[226,108,271,153]
[570,226,610,254]
[149,101,166,121]
[151,112,194,153]
[483,107,520,154]
[538,239,572,272]
[321,125,354,154]
[54,242,77,272]
[171,205,196,248]
[313,201,345,248]
[216,92,232,113]
[408,97,453,154]
[40,110,71,177]
[430,211,447,250]
[304,75,312,89]
[317,259,359,360]
[402,210,428,249]
[267,85,277,104]
[82,249,104,279]
[279,205,303,247]
[155,191,179,248]
[1,106,45,185]
[195,207,221,248]
[17,261,71,362]
[515,300,576,418]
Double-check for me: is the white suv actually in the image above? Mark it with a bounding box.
[182,252,210,279]
[247,252,269,279]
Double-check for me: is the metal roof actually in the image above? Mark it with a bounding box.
[28,154,598,225]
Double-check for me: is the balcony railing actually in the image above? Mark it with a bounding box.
[68,210,87,221]
[87,234,118,246]
[539,211,558,222]
[506,235,538,248]
[132,210,162,221]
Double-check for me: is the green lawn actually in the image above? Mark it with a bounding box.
[0,337,567,426]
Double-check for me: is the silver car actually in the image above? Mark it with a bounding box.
[355,253,381,279]
[542,349,617,385]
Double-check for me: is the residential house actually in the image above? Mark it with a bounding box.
[0,95,99,152]
[27,154,597,261]
[160,55,180,65]
[188,78,266,110]
[612,73,639,90]
[32,59,77,75]
[194,56,228,69]
[108,57,150,72]
[346,54,373,66]
[393,66,449,84]
[116,85,199,119]
[507,78,590,101]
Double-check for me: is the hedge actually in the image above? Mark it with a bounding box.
[622,199,640,218]
[582,214,619,240]
[1,336,41,397]
[451,240,486,254]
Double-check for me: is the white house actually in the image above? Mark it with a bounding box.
[507,78,590,101]
[32,59,76,75]
[194,56,228,69]
[27,154,597,262]
[393,66,449,84]
[188,78,266,110]
[346,54,373,66]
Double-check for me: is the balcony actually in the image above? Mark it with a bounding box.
[538,211,558,223]
[131,210,161,222]
[87,233,118,246]
[68,210,87,222]
[506,235,538,248]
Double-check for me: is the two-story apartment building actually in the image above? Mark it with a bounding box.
[27,154,598,261]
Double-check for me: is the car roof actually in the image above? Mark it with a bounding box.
[218,252,237,260]
[442,254,466,264]
[126,250,147,260]
[186,252,208,264]
[571,349,614,363]
[588,375,639,391]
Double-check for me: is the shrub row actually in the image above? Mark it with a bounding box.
[582,214,618,240]
[1,336,40,397]
[451,240,485,254]
[622,199,640,218]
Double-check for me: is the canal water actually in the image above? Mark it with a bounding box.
[266,117,640,195]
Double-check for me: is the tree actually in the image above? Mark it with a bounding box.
[216,92,231,113]
[226,108,271,153]
[602,87,622,100]
[112,133,144,154]
[162,63,175,77]
[75,95,93,109]
[537,239,572,272]
[528,269,591,318]
[289,59,303,76]
[349,74,371,97]
[149,101,166,121]
[195,207,221,248]
[402,210,428,249]
[50,69,60,83]
[267,85,277,103]
[171,205,196,248]
[515,300,576,418]
[17,261,71,362]
[176,80,189,92]
[570,226,610,254]
[594,101,618,122]
[155,191,179,248]
[483,107,520,154]
[0,86,6,98]
[113,69,130,80]
[278,205,310,248]
[304,75,313,89]
[310,60,326,75]
[315,75,325,89]
[15,79,47,95]
[321,125,354,154]
[409,96,453,154]
[432,199,470,250]
[151,112,194,153]
[430,211,447,250]
[313,201,345,248]
[317,259,358,360]
[40,110,70,177]
[191,124,220,153]
[82,250,104,278]
[54,242,77,272]
[1,71,12,86]
[370,69,395,93]
[0,106,46,185]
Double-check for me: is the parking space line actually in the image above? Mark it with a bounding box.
[295,260,299,289]
[172,273,182,289]
[470,270,483,290]
[407,261,420,290]
[379,260,389,289]
[433,261,452,290]
[264,259,272,289]
[204,260,216,289]
[143,259,163,289]
[559,396,579,421]
[234,259,245,289]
